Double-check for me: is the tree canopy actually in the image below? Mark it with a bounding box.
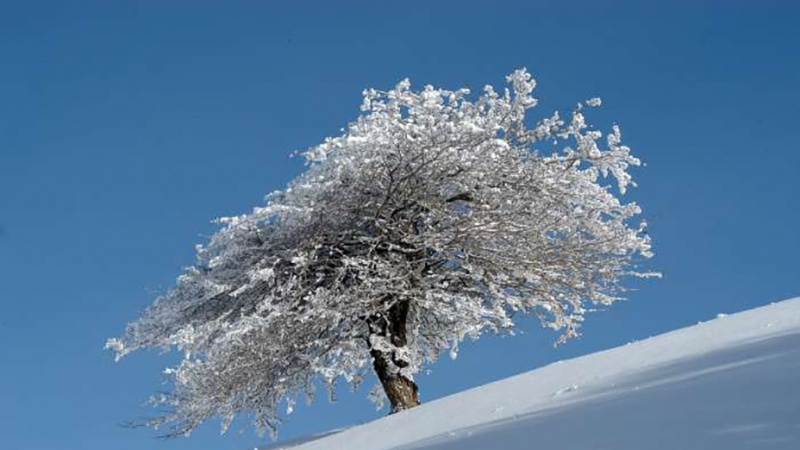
[107,68,656,437]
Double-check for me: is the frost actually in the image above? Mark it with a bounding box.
[449,342,459,360]
[367,384,387,411]
[107,68,656,438]
[585,97,602,107]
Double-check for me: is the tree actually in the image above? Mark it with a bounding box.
[107,69,657,437]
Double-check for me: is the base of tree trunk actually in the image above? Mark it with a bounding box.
[368,299,420,412]
[372,351,420,413]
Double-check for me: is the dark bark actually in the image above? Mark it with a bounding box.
[368,299,420,413]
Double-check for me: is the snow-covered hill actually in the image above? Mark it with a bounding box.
[272,298,800,450]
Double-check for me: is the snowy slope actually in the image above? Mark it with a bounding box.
[275,298,800,450]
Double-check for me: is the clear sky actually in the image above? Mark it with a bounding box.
[1,1,798,449]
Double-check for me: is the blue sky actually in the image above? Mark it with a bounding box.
[1,1,798,449]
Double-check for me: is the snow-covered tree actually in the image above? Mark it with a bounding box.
[107,69,656,437]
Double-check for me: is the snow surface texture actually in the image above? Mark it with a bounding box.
[268,297,800,450]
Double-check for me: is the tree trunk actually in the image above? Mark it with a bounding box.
[368,299,420,413]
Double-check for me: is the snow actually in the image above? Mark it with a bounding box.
[275,297,800,449]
